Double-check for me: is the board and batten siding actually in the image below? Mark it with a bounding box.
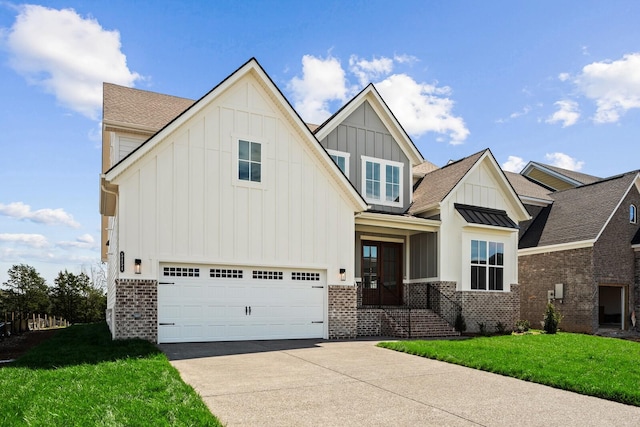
[114,74,356,285]
[438,160,520,289]
[318,101,410,213]
[410,232,438,280]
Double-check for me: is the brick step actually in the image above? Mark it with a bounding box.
[381,308,460,338]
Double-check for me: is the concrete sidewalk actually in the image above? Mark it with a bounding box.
[160,339,640,426]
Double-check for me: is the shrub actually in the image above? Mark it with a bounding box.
[454,313,467,332]
[543,303,562,334]
[515,319,530,333]
[495,321,507,334]
[477,322,489,336]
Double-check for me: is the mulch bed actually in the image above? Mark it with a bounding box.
[0,329,59,364]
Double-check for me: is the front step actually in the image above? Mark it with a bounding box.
[381,308,460,338]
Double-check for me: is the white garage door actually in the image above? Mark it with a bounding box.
[158,265,325,343]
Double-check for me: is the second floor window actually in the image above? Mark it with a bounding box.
[362,156,403,207]
[327,149,350,177]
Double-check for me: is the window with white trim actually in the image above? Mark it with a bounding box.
[631,204,637,224]
[361,156,403,207]
[238,139,261,182]
[327,149,350,177]
[471,240,503,291]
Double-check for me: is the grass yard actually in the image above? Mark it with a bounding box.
[0,323,222,426]
[379,332,640,406]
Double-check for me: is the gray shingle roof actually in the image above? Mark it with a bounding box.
[523,172,637,247]
[504,171,553,202]
[103,83,195,131]
[408,150,485,214]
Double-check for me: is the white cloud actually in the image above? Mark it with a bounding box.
[3,4,141,119]
[287,55,350,124]
[0,233,49,248]
[545,152,584,171]
[288,53,469,144]
[558,72,570,82]
[0,202,80,228]
[502,156,526,173]
[393,54,418,65]
[575,53,640,123]
[57,233,96,249]
[546,100,580,127]
[349,55,394,86]
[375,74,469,144]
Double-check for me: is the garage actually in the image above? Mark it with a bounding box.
[157,265,326,343]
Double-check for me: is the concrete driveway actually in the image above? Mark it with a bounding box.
[160,339,640,426]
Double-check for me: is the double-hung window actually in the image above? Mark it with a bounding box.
[361,156,403,207]
[238,139,261,183]
[327,149,350,177]
[471,240,504,290]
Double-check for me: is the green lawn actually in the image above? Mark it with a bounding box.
[0,323,222,426]
[379,332,640,406]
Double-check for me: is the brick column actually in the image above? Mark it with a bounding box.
[328,285,357,339]
[113,279,157,342]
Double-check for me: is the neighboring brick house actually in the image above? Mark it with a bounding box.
[507,164,640,333]
[100,58,530,344]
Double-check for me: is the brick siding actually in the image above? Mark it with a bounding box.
[428,281,520,333]
[519,247,597,333]
[328,285,357,339]
[113,279,158,342]
[635,251,640,322]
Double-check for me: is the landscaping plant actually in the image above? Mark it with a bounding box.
[543,302,562,334]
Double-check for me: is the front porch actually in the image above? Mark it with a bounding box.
[356,281,461,338]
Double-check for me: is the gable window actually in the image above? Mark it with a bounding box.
[631,204,637,224]
[327,149,350,177]
[238,140,261,182]
[361,156,403,207]
[471,240,503,291]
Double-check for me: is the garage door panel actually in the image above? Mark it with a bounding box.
[158,266,326,343]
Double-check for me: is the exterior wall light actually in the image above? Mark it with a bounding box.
[134,258,142,274]
[339,268,346,281]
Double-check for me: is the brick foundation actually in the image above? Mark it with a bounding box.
[328,285,357,339]
[113,279,158,342]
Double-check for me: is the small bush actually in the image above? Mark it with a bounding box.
[477,322,490,336]
[515,319,530,333]
[543,303,562,334]
[495,322,507,334]
[454,313,467,332]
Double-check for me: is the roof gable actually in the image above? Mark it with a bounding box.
[410,149,530,222]
[103,58,367,211]
[314,84,423,166]
[521,161,601,191]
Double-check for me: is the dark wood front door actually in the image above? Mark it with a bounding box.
[361,241,403,306]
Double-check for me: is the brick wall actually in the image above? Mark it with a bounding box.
[357,308,382,336]
[519,247,596,333]
[328,285,357,339]
[457,284,520,333]
[113,279,158,342]
[427,281,520,333]
[635,251,640,322]
[403,282,429,308]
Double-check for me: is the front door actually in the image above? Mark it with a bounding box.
[362,241,403,306]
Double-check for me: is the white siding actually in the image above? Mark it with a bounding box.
[439,160,520,290]
[113,74,357,290]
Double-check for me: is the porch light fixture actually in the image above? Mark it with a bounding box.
[339,268,346,281]
[134,259,142,274]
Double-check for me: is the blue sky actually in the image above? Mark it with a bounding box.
[1,1,640,285]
